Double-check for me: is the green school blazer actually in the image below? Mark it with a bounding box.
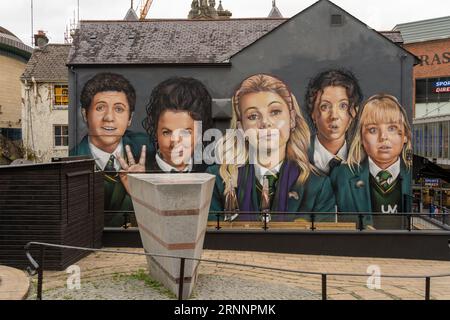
[206,164,336,221]
[329,159,412,215]
[69,131,153,226]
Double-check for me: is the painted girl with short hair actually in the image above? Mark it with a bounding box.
[330,94,413,226]
[207,74,336,221]
[142,77,213,173]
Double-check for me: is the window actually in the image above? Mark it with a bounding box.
[416,77,450,104]
[418,125,424,155]
[331,14,344,26]
[437,122,444,158]
[414,126,422,155]
[0,128,22,141]
[54,125,68,147]
[432,123,438,158]
[425,125,431,157]
[54,85,69,107]
[443,122,449,159]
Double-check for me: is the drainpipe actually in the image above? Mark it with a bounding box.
[69,66,78,151]
[399,53,408,106]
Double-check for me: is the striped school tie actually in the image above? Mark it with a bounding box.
[377,170,392,191]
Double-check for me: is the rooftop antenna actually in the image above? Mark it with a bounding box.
[31,0,34,46]
[64,1,80,44]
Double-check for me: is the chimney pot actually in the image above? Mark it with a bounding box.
[34,30,49,49]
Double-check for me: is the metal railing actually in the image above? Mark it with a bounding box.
[209,211,450,231]
[103,211,450,231]
[24,241,450,301]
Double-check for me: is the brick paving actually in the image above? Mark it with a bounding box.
[28,249,450,300]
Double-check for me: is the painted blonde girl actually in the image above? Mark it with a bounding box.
[330,94,412,219]
[207,74,336,220]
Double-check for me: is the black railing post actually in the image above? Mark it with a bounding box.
[122,212,129,230]
[358,214,364,231]
[178,258,185,301]
[311,214,316,231]
[216,213,221,230]
[425,277,431,300]
[37,246,45,300]
[322,274,327,300]
[262,210,269,231]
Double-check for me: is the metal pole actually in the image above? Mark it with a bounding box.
[322,274,327,300]
[263,211,268,231]
[31,0,34,46]
[310,214,316,231]
[425,277,431,300]
[37,246,45,300]
[216,213,221,230]
[358,214,364,231]
[178,258,185,300]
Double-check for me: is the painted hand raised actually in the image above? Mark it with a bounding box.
[116,145,146,195]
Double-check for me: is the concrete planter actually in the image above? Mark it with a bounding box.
[128,173,215,299]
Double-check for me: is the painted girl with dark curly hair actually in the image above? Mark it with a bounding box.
[142,77,213,173]
[305,69,363,175]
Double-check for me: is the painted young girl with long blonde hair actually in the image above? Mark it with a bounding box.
[330,94,412,221]
[207,74,336,220]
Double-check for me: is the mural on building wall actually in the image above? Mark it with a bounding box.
[69,74,214,227]
[70,71,412,229]
[330,94,413,228]
[69,73,152,227]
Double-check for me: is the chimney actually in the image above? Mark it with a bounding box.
[34,30,49,49]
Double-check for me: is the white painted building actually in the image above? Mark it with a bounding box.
[21,43,71,162]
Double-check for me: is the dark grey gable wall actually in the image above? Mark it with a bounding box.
[69,0,415,148]
[228,0,416,115]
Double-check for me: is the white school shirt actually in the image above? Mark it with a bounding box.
[368,157,401,185]
[89,139,123,171]
[313,136,347,174]
[155,153,193,173]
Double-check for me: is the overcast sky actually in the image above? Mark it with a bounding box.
[1,0,449,46]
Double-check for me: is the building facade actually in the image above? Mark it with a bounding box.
[394,16,450,210]
[21,43,71,162]
[0,27,32,141]
[68,0,416,147]
[395,17,450,167]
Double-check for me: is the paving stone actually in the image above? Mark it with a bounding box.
[0,266,30,300]
[23,249,450,300]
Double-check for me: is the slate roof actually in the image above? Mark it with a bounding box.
[0,26,33,60]
[394,16,450,44]
[68,19,287,65]
[377,31,404,45]
[68,18,405,66]
[21,44,71,82]
[0,26,19,39]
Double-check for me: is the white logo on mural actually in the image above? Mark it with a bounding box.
[366,265,382,290]
[66,265,81,290]
[381,205,398,214]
